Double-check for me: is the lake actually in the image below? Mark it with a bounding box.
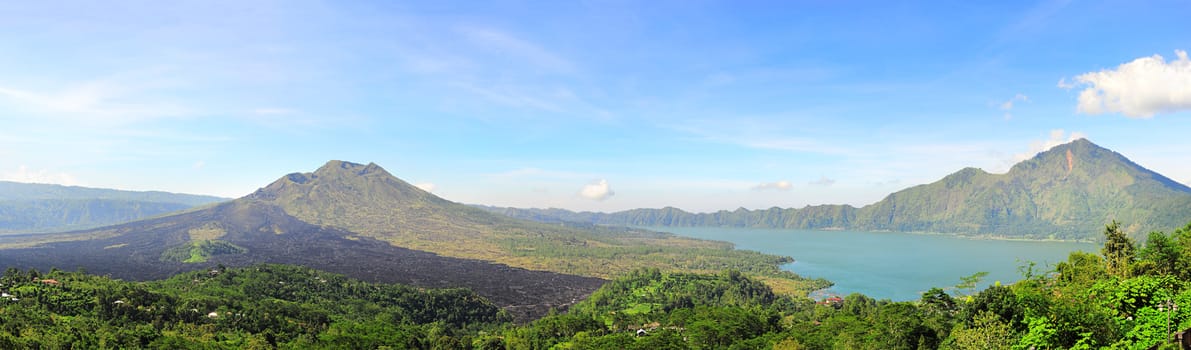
[653,227,1098,301]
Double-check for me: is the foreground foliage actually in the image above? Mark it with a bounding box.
[0,264,506,348]
[6,220,1191,349]
[502,220,1191,349]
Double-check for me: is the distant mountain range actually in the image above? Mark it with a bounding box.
[482,139,1191,241]
[0,181,228,234]
[0,160,819,320]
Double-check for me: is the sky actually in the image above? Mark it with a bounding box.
[1,1,1189,213]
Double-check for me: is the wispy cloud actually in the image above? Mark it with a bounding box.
[240,107,364,133]
[0,80,187,124]
[742,138,854,155]
[455,26,575,74]
[1,165,80,186]
[669,118,856,156]
[808,176,836,187]
[1012,129,1087,163]
[388,23,601,117]
[991,0,1072,48]
[252,107,296,115]
[487,167,592,180]
[999,93,1029,120]
[449,82,565,112]
[752,180,792,191]
[1064,50,1191,118]
[415,182,437,193]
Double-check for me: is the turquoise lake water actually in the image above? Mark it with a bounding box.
[652,227,1098,301]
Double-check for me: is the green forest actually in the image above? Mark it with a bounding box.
[4,221,1191,349]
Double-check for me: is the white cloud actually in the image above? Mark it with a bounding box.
[1,165,80,186]
[1013,129,1087,163]
[1066,50,1191,118]
[578,179,614,201]
[415,182,437,193]
[1057,78,1075,89]
[999,93,1030,120]
[1000,93,1030,111]
[192,161,206,170]
[752,180,792,191]
[808,176,836,187]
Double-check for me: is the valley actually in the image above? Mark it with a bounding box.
[3,140,1191,348]
[5,2,1188,347]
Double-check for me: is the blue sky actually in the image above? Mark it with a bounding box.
[1,1,1189,212]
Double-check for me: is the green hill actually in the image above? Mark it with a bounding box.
[0,181,228,234]
[240,161,824,292]
[0,161,828,319]
[485,139,1191,240]
[852,139,1191,239]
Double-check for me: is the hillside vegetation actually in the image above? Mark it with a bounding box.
[0,200,606,321]
[0,264,506,348]
[504,220,1191,349]
[486,139,1191,241]
[0,181,227,234]
[7,219,1191,349]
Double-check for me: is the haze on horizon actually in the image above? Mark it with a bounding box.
[1,1,1189,213]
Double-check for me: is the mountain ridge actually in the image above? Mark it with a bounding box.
[0,160,827,319]
[0,181,228,234]
[483,139,1191,240]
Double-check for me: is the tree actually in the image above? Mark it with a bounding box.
[1103,221,1136,278]
[959,285,1024,331]
[955,271,989,297]
[1056,251,1106,287]
[951,311,1015,350]
[872,303,932,349]
[1138,231,1184,277]
[920,287,957,344]
[686,307,772,349]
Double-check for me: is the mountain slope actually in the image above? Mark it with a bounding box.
[0,199,604,321]
[243,161,502,255]
[0,161,827,319]
[239,161,814,286]
[485,139,1191,240]
[0,181,227,233]
[852,139,1191,238]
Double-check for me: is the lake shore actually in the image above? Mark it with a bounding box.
[650,226,1097,301]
